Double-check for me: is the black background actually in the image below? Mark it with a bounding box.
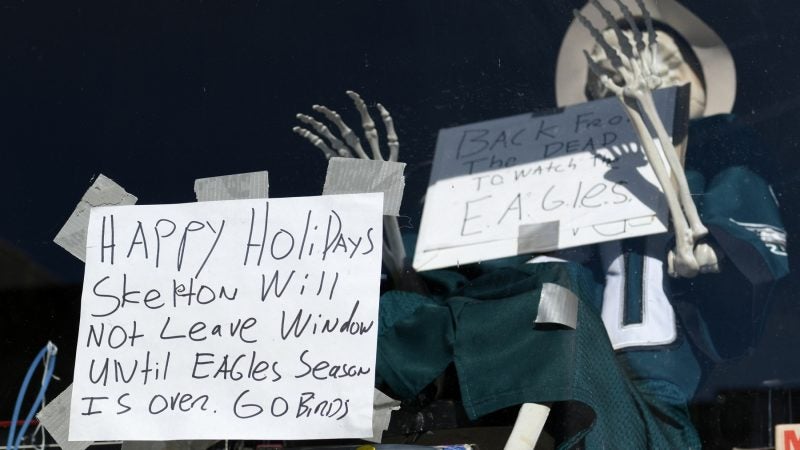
[2,0,800,446]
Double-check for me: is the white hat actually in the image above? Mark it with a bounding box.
[555,0,736,116]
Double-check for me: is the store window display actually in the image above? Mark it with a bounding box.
[2,0,797,448]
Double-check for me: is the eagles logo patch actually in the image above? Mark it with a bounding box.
[729,218,788,256]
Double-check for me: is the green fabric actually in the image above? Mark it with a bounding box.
[377,261,700,449]
[376,291,454,399]
[615,327,702,408]
[701,165,789,284]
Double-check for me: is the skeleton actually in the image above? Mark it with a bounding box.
[575,0,717,278]
[292,91,409,284]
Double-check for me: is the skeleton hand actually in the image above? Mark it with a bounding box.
[293,91,399,162]
[576,0,667,100]
[293,91,408,281]
[576,0,710,278]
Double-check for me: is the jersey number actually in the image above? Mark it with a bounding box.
[600,240,677,350]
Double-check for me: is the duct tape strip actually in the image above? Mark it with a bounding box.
[54,174,138,262]
[517,221,560,254]
[37,384,93,450]
[322,158,405,216]
[366,388,402,443]
[194,170,269,202]
[535,282,579,329]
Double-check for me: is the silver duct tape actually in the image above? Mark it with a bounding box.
[194,171,269,202]
[54,175,138,262]
[535,282,579,329]
[365,388,402,443]
[37,384,93,450]
[322,158,405,216]
[517,222,560,254]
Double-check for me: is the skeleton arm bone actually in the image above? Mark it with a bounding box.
[637,93,720,271]
[577,0,717,278]
[637,93,707,240]
[621,95,700,278]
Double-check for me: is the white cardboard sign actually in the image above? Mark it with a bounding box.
[414,88,683,271]
[70,194,383,441]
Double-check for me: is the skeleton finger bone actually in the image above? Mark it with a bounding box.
[574,10,624,71]
[613,0,645,53]
[292,126,337,159]
[596,28,646,91]
[346,90,384,161]
[635,0,657,49]
[296,113,352,158]
[377,103,399,162]
[311,104,370,159]
[591,0,634,60]
[634,0,659,68]
[589,3,652,87]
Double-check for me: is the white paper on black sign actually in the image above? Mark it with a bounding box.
[414,87,687,271]
[70,193,383,441]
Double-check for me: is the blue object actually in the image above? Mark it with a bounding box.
[7,342,57,450]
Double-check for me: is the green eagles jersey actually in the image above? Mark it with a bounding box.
[377,261,701,449]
